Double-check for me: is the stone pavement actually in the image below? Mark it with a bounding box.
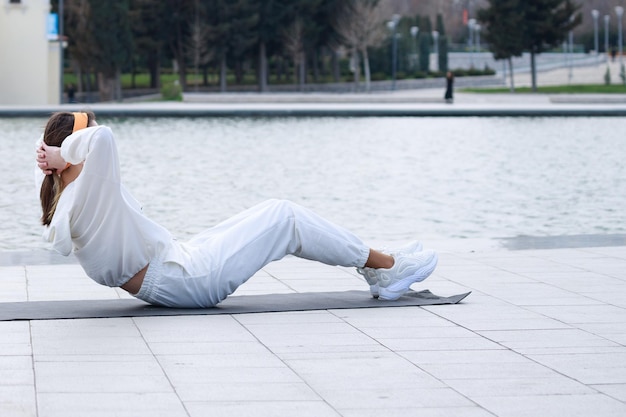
[1,238,626,417]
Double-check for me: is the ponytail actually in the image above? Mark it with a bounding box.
[39,111,95,226]
[40,174,64,226]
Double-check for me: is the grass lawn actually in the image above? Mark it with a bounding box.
[462,84,626,94]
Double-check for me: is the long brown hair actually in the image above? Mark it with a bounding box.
[40,111,95,226]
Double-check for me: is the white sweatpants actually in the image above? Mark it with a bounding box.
[134,199,370,308]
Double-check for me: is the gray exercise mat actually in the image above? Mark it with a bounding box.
[0,290,471,321]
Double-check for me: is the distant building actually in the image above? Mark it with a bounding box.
[0,0,61,105]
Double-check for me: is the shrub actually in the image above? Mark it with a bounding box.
[161,81,182,101]
[605,66,611,85]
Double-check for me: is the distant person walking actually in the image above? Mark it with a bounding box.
[66,84,76,103]
[444,71,454,103]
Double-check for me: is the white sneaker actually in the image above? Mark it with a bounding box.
[375,250,438,301]
[356,241,423,298]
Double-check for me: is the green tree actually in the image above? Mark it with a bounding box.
[129,0,167,89]
[333,0,386,91]
[217,0,259,87]
[256,0,293,91]
[163,0,195,89]
[438,35,449,73]
[88,0,133,101]
[478,0,525,91]
[478,0,581,92]
[63,0,96,95]
[436,13,448,73]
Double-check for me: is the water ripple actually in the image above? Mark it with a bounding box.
[2,116,625,251]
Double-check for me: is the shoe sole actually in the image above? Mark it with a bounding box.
[378,252,438,301]
[370,284,379,298]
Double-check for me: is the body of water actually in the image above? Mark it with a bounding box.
[2,116,625,251]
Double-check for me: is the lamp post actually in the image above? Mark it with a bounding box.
[410,26,419,70]
[468,18,476,68]
[59,0,64,104]
[592,9,599,55]
[568,15,574,82]
[387,14,400,90]
[432,30,439,71]
[605,15,610,59]
[616,6,624,64]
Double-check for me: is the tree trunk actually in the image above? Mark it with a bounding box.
[115,68,122,101]
[292,54,298,86]
[299,51,306,91]
[97,72,114,102]
[508,57,515,92]
[332,50,340,82]
[352,48,360,91]
[361,47,371,92]
[259,41,268,92]
[234,60,243,85]
[312,48,319,83]
[220,53,227,92]
[202,65,208,86]
[530,51,537,92]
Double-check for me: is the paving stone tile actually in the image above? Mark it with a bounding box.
[156,352,287,370]
[0,322,32,355]
[473,393,626,417]
[331,307,457,328]
[590,384,626,402]
[338,406,495,417]
[283,353,445,390]
[186,400,341,417]
[526,352,626,384]
[37,392,187,417]
[317,387,475,409]
[174,381,320,402]
[30,319,150,356]
[526,305,626,324]
[149,340,270,355]
[34,360,170,393]
[478,328,621,350]
[0,385,36,417]
[163,365,302,385]
[133,315,256,343]
[445,377,595,397]
[377,335,504,351]
[0,356,33,386]
[235,310,344,325]
[400,349,530,365]
[419,360,558,381]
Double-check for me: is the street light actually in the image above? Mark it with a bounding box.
[59,0,64,104]
[605,15,610,58]
[387,14,400,90]
[592,9,599,55]
[410,26,419,70]
[468,18,476,68]
[616,6,624,64]
[432,30,439,70]
[568,15,574,82]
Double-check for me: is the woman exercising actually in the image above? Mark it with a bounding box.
[35,112,438,308]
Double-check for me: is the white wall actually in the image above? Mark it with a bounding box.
[0,0,58,105]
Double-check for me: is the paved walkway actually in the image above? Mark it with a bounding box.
[2,59,626,417]
[2,239,626,417]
